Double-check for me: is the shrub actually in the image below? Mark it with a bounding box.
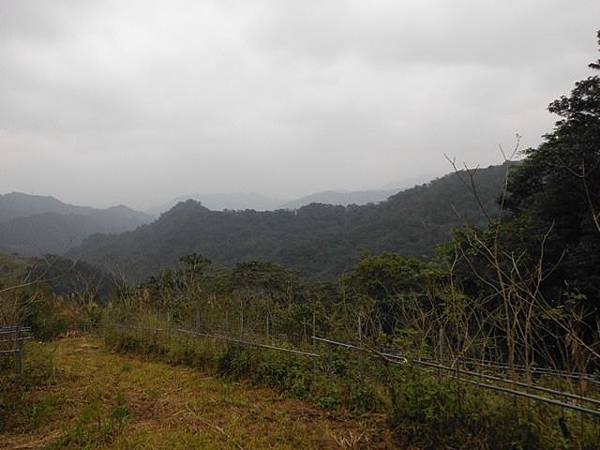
[0,342,56,432]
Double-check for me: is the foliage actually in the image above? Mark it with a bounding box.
[345,252,442,334]
[2,336,383,449]
[434,35,600,370]
[29,295,102,340]
[103,319,600,450]
[27,255,119,302]
[505,31,600,314]
[0,252,115,339]
[385,368,593,450]
[0,342,57,433]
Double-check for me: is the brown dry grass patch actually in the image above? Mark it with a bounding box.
[1,336,395,449]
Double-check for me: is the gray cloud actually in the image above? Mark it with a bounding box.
[0,0,598,209]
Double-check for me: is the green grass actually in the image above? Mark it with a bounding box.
[102,326,600,450]
[0,336,392,449]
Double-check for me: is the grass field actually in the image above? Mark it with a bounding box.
[1,336,394,449]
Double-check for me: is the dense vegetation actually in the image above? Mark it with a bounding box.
[0,253,117,339]
[70,163,509,282]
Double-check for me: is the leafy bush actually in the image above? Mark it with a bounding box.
[28,295,101,340]
[386,369,600,450]
[0,342,56,432]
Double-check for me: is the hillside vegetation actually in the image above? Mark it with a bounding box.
[1,336,389,449]
[70,163,509,282]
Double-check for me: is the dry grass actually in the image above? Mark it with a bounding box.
[1,336,394,449]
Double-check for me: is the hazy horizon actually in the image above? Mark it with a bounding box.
[0,169,441,211]
[0,168,438,212]
[2,1,599,210]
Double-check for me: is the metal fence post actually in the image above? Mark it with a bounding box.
[15,325,22,375]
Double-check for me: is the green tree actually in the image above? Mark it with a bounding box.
[506,30,600,306]
[347,252,440,334]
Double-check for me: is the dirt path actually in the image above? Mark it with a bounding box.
[1,336,393,449]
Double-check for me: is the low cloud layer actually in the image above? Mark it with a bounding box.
[1,0,598,209]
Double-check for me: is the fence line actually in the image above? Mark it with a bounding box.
[106,323,321,358]
[311,335,409,363]
[311,334,600,418]
[106,323,600,418]
[448,356,600,384]
[458,378,600,418]
[0,325,31,374]
[175,328,321,358]
[415,359,600,407]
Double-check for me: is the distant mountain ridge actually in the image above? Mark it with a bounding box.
[147,181,434,216]
[70,163,513,282]
[0,192,96,222]
[0,193,153,256]
[147,192,284,216]
[279,188,403,210]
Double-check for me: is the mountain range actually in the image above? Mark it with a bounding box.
[0,192,97,223]
[278,188,403,210]
[69,163,512,282]
[0,193,153,256]
[146,192,284,216]
[145,172,441,216]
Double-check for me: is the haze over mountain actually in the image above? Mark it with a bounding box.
[148,172,441,215]
[147,192,284,216]
[70,164,511,281]
[2,2,597,210]
[148,188,407,216]
[0,193,153,256]
[0,192,97,223]
[280,188,404,210]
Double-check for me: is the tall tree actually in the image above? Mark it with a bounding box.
[507,30,600,304]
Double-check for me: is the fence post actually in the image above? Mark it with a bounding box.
[358,315,362,343]
[240,297,244,338]
[358,314,364,381]
[266,312,270,340]
[15,325,23,375]
[438,327,444,379]
[303,318,307,344]
[312,310,316,347]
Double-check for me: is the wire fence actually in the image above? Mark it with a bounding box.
[105,322,600,418]
[445,356,600,385]
[0,325,32,374]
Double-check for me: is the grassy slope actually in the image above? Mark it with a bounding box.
[1,336,393,449]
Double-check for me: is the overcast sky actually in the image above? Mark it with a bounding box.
[1,1,598,209]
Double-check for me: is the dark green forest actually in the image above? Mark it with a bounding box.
[69,162,510,281]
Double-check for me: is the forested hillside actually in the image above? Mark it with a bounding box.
[70,163,511,281]
[147,192,284,216]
